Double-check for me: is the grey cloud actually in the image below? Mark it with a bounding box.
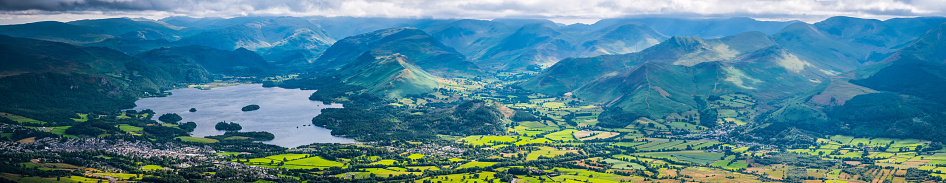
[0,0,180,11]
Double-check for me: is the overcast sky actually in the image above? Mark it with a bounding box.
[0,0,944,25]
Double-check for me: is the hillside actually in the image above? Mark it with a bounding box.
[762,23,946,141]
[424,19,515,60]
[337,53,440,98]
[0,21,113,44]
[849,23,946,103]
[67,18,183,41]
[0,36,191,122]
[525,31,832,118]
[577,23,667,57]
[136,45,273,77]
[574,51,827,118]
[772,16,946,73]
[587,17,797,38]
[474,23,575,71]
[521,31,778,96]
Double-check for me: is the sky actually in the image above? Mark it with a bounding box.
[0,0,944,25]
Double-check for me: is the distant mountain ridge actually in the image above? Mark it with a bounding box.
[759,22,946,142]
[524,30,836,118]
[317,27,479,77]
[175,17,336,70]
[135,45,275,77]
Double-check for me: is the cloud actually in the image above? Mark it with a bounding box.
[0,0,943,24]
[0,0,179,11]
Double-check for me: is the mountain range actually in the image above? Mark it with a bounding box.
[2,15,946,142]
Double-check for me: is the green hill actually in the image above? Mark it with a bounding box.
[67,18,184,41]
[525,31,832,118]
[521,31,778,96]
[338,53,440,98]
[849,23,946,103]
[0,21,113,44]
[135,45,273,77]
[0,36,197,122]
[772,16,946,73]
[762,23,946,142]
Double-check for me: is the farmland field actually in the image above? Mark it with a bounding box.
[526,146,576,160]
[457,161,497,169]
[175,136,219,143]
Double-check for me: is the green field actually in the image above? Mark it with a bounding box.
[414,171,497,183]
[513,137,552,146]
[526,146,574,160]
[459,135,521,146]
[142,165,165,170]
[95,172,139,180]
[175,136,219,143]
[542,102,566,108]
[335,167,421,179]
[407,154,425,159]
[548,168,635,183]
[243,154,344,169]
[457,161,497,169]
[371,159,399,165]
[282,156,345,169]
[71,114,89,122]
[711,160,748,170]
[544,129,577,141]
[637,151,725,165]
[118,124,143,132]
[611,142,646,147]
[603,158,646,170]
[1,113,46,125]
[27,126,76,138]
[245,154,306,164]
[829,135,855,144]
[217,152,242,156]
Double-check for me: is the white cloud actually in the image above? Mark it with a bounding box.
[0,0,943,24]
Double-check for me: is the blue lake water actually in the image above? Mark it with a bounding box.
[132,84,354,147]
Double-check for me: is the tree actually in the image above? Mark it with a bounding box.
[215,122,242,131]
[189,108,197,112]
[596,108,643,128]
[180,122,197,132]
[158,113,182,124]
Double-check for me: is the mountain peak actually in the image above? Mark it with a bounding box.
[338,52,439,98]
[664,36,708,49]
[233,47,252,52]
[819,16,875,24]
[887,22,946,64]
[514,23,561,36]
[317,26,478,76]
[374,27,424,37]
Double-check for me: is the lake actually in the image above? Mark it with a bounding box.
[132,84,355,147]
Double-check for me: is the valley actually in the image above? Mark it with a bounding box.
[0,15,945,183]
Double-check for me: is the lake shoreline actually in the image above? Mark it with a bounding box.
[131,84,355,147]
